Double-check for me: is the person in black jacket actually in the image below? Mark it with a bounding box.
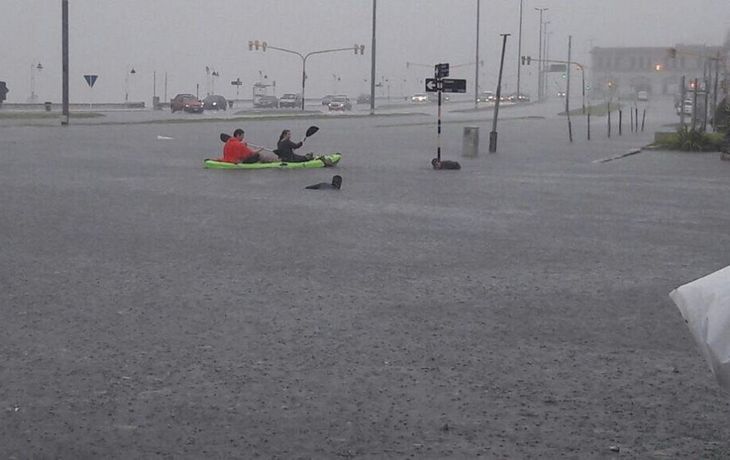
[274,129,313,163]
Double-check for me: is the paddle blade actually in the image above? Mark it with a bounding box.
[220,133,231,142]
[305,126,319,138]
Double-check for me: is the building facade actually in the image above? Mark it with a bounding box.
[590,44,726,99]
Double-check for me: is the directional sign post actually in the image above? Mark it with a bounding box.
[427,64,467,164]
[83,74,98,109]
[230,77,243,97]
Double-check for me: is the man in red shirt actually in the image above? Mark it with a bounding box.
[221,129,275,163]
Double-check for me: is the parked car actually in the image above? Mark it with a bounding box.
[476,91,495,103]
[321,95,336,105]
[279,93,302,108]
[170,94,204,113]
[202,94,227,111]
[410,93,428,103]
[254,95,279,108]
[356,94,371,104]
[327,96,352,111]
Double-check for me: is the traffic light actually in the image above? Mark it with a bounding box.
[521,56,525,65]
[520,56,532,65]
[668,47,677,59]
[354,44,365,55]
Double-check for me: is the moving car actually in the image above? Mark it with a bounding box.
[170,94,204,113]
[327,95,352,111]
[507,93,530,103]
[203,94,227,111]
[254,95,279,108]
[476,91,495,103]
[410,93,428,103]
[279,93,303,108]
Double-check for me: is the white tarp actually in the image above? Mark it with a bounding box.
[670,265,730,390]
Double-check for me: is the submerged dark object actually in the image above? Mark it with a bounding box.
[431,158,461,170]
[305,175,342,190]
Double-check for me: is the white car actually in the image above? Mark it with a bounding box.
[410,93,428,103]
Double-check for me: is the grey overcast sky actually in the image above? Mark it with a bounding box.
[2,0,729,103]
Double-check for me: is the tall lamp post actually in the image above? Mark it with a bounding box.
[249,40,365,110]
[29,62,43,103]
[474,0,481,108]
[124,67,136,102]
[534,7,548,101]
[516,0,524,99]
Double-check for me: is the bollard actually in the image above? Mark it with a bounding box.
[463,126,479,158]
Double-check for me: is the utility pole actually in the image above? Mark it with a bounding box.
[490,34,510,153]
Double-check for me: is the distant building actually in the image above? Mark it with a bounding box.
[590,44,727,98]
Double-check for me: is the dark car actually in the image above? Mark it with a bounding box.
[327,96,352,111]
[170,93,203,113]
[279,93,302,108]
[203,94,227,111]
[254,95,279,108]
[321,95,336,105]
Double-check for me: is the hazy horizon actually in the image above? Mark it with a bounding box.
[2,0,729,104]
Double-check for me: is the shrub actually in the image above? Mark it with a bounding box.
[657,126,725,152]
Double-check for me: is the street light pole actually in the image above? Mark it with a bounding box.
[516,0,523,99]
[474,0,480,108]
[370,0,377,115]
[535,8,547,101]
[29,62,43,103]
[62,0,69,125]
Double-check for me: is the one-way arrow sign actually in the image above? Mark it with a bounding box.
[425,78,440,92]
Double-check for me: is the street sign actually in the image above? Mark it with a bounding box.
[435,63,449,78]
[425,78,440,92]
[230,78,243,86]
[441,78,466,93]
[83,74,98,88]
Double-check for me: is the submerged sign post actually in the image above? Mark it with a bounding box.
[426,63,466,162]
[83,74,98,109]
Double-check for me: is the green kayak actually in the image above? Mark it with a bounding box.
[203,153,341,170]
